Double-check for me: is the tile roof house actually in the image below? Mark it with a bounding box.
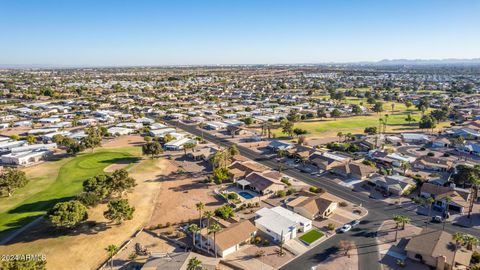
[203,219,257,258]
[331,161,377,179]
[286,195,337,219]
[405,229,472,270]
[141,251,219,270]
[240,172,286,195]
[412,156,453,172]
[420,183,471,213]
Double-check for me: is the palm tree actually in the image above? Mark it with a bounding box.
[188,223,200,247]
[383,114,389,133]
[400,161,411,175]
[467,174,479,219]
[196,202,205,228]
[183,142,196,156]
[452,232,466,269]
[443,196,452,231]
[209,223,222,258]
[204,210,214,229]
[393,215,401,241]
[187,256,202,270]
[425,197,435,226]
[337,132,343,142]
[105,244,119,270]
[463,234,479,251]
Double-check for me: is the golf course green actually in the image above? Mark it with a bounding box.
[0,149,140,234]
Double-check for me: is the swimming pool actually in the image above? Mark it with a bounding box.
[238,191,254,200]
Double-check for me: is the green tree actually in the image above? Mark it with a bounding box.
[47,200,88,228]
[108,169,136,197]
[26,134,36,144]
[352,104,363,115]
[404,100,413,110]
[0,168,28,197]
[103,198,135,224]
[183,142,196,156]
[372,102,384,115]
[280,119,294,138]
[1,260,46,270]
[331,108,341,120]
[405,114,416,125]
[105,244,119,270]
[196,202,205,228]
[204,210,214,229]
[215,205,235,220]
[142,141,163,158]
[419,115,437,131]
[212,167,230,185]
[187,257,203,270]
[209,223,222,258]
[188,223,200,247]
[82,127,102,152]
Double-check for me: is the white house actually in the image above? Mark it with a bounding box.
[149,128,176,138]
[107,127,134,136]
[164,137,196,151]
[1,150,52,166]
[255,206,312,242]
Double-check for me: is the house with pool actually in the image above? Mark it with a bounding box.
[236,171,287,196]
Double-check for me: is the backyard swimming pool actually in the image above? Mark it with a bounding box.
[238,191,254,199]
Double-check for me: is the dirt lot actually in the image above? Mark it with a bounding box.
[148,173,224,226]
[102,134,144,148]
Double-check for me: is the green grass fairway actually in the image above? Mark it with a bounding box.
[299,230,324,245]
[0,149,140,235]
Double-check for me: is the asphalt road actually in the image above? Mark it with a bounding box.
[166,120,480,270]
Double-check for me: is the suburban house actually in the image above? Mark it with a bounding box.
[310,152,350,171]
[228,160,265,182]
[163,137,196,151]
[255,206,312,242]
[330,161,377,180]
[187,147,217,161]
[420,183,470,213]
[286,195,337,219]
[203,220,257,258]
[368,174,416,196]
[237,172,286,196]
[405,229,472,270]
[402,133,430,143]
[412,156,453,172]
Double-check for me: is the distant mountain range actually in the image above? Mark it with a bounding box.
[373,58,480,65]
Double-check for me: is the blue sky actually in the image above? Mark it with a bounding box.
[0,0,479,66]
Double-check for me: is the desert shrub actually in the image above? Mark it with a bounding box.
[326,223,335,231]
[339,201,348,207]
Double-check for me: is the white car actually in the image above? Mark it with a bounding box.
[339,224,352,233]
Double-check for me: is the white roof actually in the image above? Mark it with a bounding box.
[255,206,310,236]
[164,137,195,147]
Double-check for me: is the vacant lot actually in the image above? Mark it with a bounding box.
[0,148,140,235]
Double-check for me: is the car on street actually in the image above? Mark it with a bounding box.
[432,216,443,223]
[350,220,360,227]
[339,224,352,233]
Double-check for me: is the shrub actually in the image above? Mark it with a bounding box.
[286,187,296,195]
[215,205,235,219]
[226,192,238,200]
[263,239,269,246]
[427,152,435,157]
[309,186,318,193]
[443,153,450,157]
[339,201,348,207]
[326,223,335,231]
[254,236,262,244]
[276,190,286,198]
[281,177,292,187]
[471,251,480,264]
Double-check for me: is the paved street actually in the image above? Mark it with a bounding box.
[166,120,480,270]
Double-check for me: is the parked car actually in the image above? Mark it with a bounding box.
[432,216,443,223]
[339,224,352,233]
[350,220,360,227]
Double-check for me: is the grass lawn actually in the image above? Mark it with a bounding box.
[299,230,324,245]
[0,148,140,235]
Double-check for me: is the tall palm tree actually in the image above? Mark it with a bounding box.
[105,244,119,270]
[467,173,479,219]
[204,210,214,229]
[187,256,202,270]
[188,223,200,247]
[393,215,401,241]
[196,202,205,228]
[443,196,452,231]
[209,223,222,258]
[452,232,466,269]
[425,197,435,227]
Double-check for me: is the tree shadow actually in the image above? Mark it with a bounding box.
[7,196,75,214]
[99,157,141,165]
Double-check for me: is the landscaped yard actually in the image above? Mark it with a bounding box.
[0,148,140,235]
[299,229,324,245]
